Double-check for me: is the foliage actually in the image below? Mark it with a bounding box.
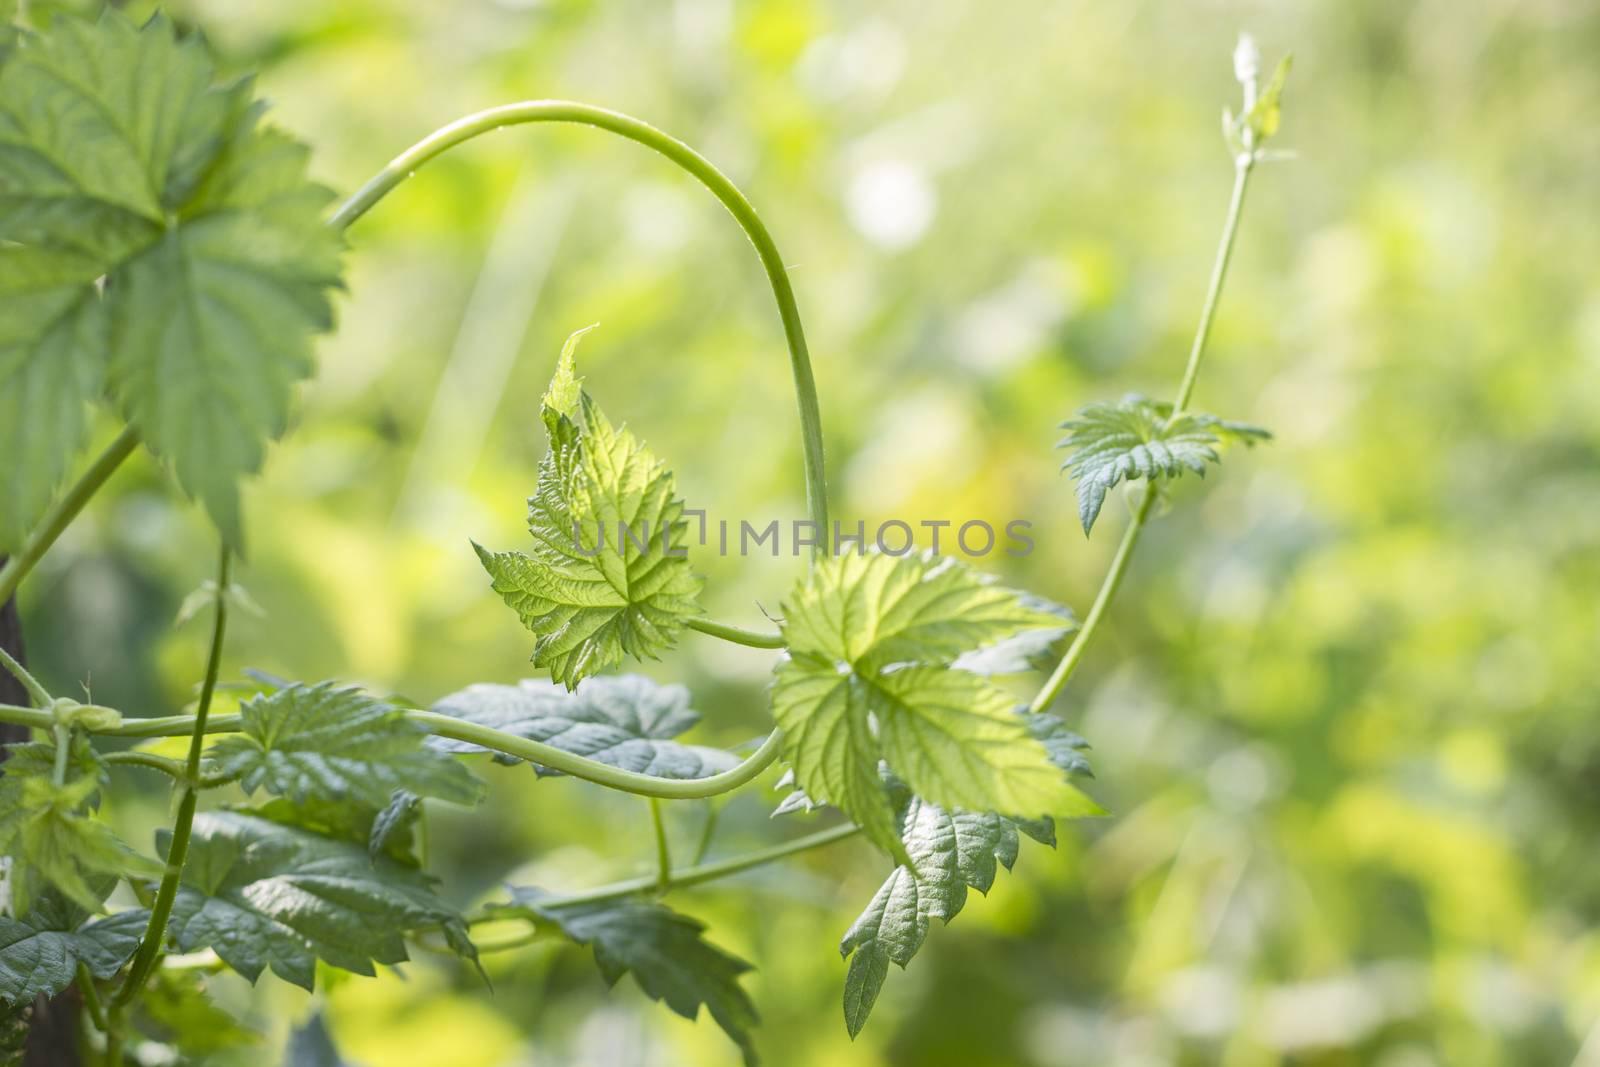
[0,7,1300,1066]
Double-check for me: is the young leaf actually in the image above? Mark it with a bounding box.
[428,674,739,780]
[771,552,1090,857]
[0,893,148,1008]
[837,727,1090,1036]
[510,891,759,1065]
[475,328,702,688]
[163,812,475,990]
[207,682,483,810]
[0,739,159,915]
[1057,394,1270,534]
[0,12,343,549]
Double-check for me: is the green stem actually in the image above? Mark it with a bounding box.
[409,710,783,799]
[0,426,139,607]
[685,617,786,649]
[648,798,672,891]
[486,822,860,915]
[0,700,784,801]
[76,961,108,1033]
[330,101,829,550]
[1031,157,1258,714]
[113,547,231,1011]
[1171,158,1255,417]
[51,724,69,786]
[0,646,50,707]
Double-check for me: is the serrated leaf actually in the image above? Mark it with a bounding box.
[1057,394,1270,534]
[428,674,739,780]
[207,682,483,810]
[0,893,148,1008]
[370,790,421,862]
[772,552,1088,858]
[0,739,159,915]
[0,12,343,550]
[476,328,702,688]
[510,891,759,1065]
[241,795,420,867]
[836,722,1095,1035]
[163,812,473,990]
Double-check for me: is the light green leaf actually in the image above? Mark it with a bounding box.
[1245,54,1294,142]
[283,1012,363,1067]
[0,893,148,1008]
[1057,394,1270,534]
[207,682,483,810]
[476,329,702,688]
[0,12,343,550]
[428,674,739,780]
[0,738,159,915]
[772,552,1088,857]
[510,891,759,1065]
[164,812,474,990]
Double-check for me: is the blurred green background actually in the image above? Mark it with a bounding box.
[16,0,1600,1063]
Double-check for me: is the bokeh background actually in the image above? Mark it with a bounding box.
[15,0,1600,1063]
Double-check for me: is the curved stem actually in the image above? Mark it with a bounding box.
[484,822,860,916]
[103,750,187,780]
[685,617,786,649]
[0,426,139,606]
[1031,157,1258,713]
[114,546,231,1010]
[410,710,784,799]
[331,101,829,549]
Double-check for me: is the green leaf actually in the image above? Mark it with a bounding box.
[475,328,702,688]
[369,790,422,862]
[0,893,148,1008]
[837,724,1092,1036]
[241,795,420,867]
[163,811,474,990]
[510,891,759,1065]
[0,739,159,915]
[0,12,343,550]
[429,674,739,780]
[1057,394,1270,534]
[772,552,1088,857]
[207,682,483,810]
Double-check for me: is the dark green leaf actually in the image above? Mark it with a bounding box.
[510,891,759,1065]
[0,894,147,1008]
[164,812,473,990]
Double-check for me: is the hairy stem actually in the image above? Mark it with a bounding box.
[685,617,786,649]
[0,645,50,707]
[331,101,830,550]
[113,547,231,1012]
[1031,156,1258,714]
[0,427,139,607]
